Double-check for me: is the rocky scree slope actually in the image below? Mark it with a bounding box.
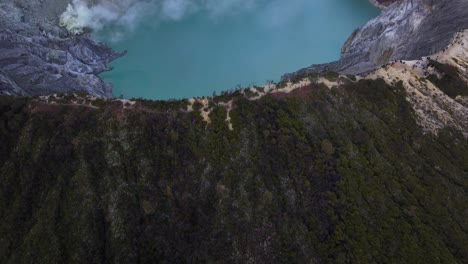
[0,1,124,97]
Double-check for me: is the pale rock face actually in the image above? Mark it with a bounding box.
[344,0,432,66]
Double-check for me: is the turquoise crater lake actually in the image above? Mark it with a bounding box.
[97,0,379,100]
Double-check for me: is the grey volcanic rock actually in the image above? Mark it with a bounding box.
[284,0,468,79]
[0,29,125,97]
[0,1,124,97]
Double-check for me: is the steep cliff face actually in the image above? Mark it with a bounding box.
[285,0,468,78]
[0,1,122,97]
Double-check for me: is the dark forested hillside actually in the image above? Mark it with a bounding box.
[0,77,467,263]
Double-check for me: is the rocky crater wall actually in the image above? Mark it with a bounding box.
[284,0,468,79]
[0,0,123,97]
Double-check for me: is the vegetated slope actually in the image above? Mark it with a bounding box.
[0,71,466,263]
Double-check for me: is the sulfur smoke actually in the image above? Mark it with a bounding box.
[60,0,261,35]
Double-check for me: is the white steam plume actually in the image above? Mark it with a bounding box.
[60,0,262,35]
[60,0,155,35]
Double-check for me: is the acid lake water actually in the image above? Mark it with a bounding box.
[97,0,379,100]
